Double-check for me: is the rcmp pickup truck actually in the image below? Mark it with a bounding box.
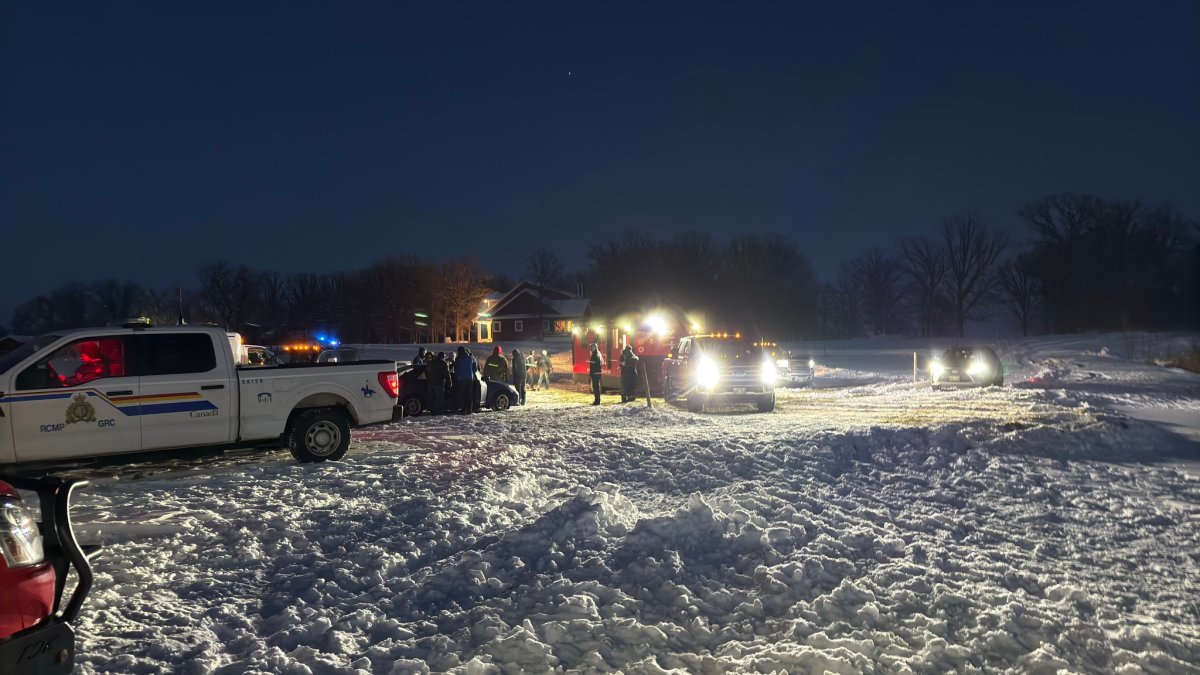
[0,326,399,465]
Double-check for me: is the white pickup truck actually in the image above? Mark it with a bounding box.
[0,326,399,465]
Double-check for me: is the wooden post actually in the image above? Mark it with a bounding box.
[642,360,653,409]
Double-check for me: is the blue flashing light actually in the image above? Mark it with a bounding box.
[316,334,328,343]
[329,340,340,347]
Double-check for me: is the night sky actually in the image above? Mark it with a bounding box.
[2,2,1197,324]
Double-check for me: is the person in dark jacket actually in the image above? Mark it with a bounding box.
[427,352,451,412]
[619,344,640,403]
[453,346,478,413]
[484,345,509,382]
[412,347,427,365]
[589,344,603,405]
[512,349,527,405]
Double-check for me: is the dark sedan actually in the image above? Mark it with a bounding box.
[396,364,520,416]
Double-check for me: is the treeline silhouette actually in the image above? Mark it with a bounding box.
[7,257,496,344]
[6,193,1197,342]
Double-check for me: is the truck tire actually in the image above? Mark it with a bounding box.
[288,408,350,462]
[663,377,677,403]
[401,395,423,417]
[756,393,775,413]
[491,392,511,412]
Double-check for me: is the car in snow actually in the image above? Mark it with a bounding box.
[396,364,520,416]
[930,346,1004,388]
[762,344,814,388]
[316,347,362,364]
[0,326,400,465]
[0,474,96,675]
[662,334,777,412]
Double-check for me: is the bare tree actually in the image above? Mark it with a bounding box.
[197,262,259,331]
[941,213,1008,337]
[435,257,492,341]
[996,254,1041,337]
[89,279,144,322]
[526,249,565,293]
[899,236,948,338]
[526,249,566,340]
[847,247,905,335]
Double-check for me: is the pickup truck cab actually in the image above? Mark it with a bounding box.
[662,334,777,413]
[0,326,399,465]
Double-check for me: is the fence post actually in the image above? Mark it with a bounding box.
[642,361,653,409]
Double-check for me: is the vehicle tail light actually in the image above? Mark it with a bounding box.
[0,497,45,568]
[378,371,400,399]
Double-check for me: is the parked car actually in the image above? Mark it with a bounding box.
[316,347,361,364]
[0,325,399,465]
[396,364,520,416]
[931,346,1004,388]
[662,334,776,412]
[0,474,96,675]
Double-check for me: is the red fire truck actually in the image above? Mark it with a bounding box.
[571,311,697,394]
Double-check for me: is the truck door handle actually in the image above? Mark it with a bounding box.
[106,390,133,396]
[201,385,225,391]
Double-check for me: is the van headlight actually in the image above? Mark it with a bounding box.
[762,359,777,384]
[807,359,815,369]
[930,360,945,378]
[696,357,719,389]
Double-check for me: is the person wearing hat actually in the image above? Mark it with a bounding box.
[484,345,509,382]
[619,344,640,403]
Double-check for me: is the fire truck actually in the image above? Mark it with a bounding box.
[570,311,697,394]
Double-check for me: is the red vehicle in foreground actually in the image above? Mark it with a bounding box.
[0,475,95,674]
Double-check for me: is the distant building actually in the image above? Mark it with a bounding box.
[475,282,588,342]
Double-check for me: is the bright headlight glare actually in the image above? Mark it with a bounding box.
[807,359,816,369]
[0,500,45,568]
[696,357,719,389]
[930,360,945,378]
[967,359,990,376]
[762,359,777,384]
[776,359,789,369]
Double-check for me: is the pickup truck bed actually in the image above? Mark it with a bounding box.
[0,327,398,465]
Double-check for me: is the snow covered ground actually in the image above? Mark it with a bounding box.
[58,334,1200,673]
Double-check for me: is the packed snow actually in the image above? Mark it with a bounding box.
[49,334,1200,673]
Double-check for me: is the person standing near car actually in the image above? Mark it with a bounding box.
[484,345,509,382]
[512,348,527,405]
[619,344,639,403]
[412,346,427,365]
[589,344,603,405]
[538,349,552,390]
[428,352,451,412]
[454,346,477,414]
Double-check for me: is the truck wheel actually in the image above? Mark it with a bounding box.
[686,396,704,413]
[756,393,776,413]
[401,396,423,417]
[288,408,350,462]
[663,378,677,403]
[492,392,511,411]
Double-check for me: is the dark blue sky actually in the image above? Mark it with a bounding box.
[2,2,1197,323]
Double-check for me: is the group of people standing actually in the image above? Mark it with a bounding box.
[588,343,643,405]
[412,345,552,412]
[412,346,486,414]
